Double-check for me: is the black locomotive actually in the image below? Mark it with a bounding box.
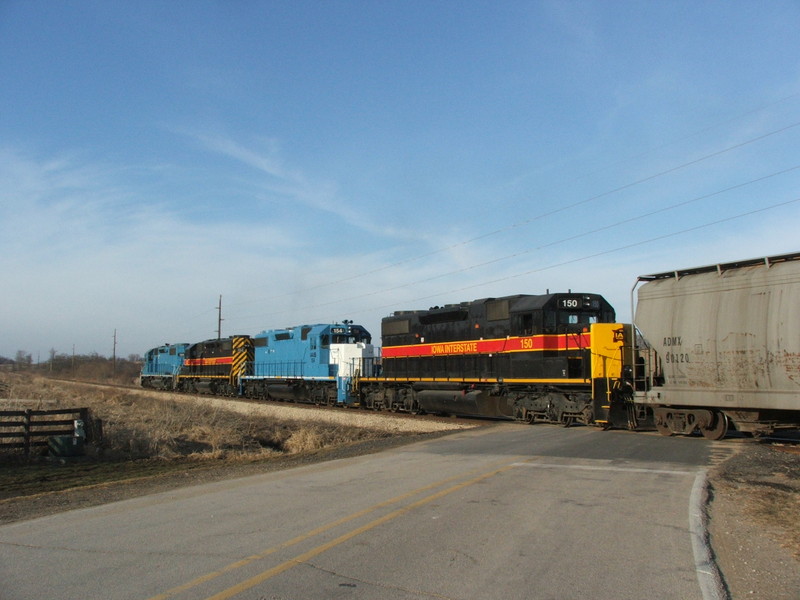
[357,293,627,426]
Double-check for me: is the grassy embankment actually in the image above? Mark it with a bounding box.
[0,373,450,500]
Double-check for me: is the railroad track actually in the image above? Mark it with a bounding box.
[46,377,489,429]
[34,377,800,442]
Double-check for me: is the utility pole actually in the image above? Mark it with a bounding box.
[112,329,117,375]
[217,295,223,339]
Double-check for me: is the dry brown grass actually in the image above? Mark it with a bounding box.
[713,442,800,561]
[740,446,800,560]
[0,373,471,509]
[0,373,419,462]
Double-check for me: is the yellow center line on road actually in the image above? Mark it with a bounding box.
[147,456,526,600]
[203,460,522,600]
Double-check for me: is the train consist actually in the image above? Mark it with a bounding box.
[141,252,800,439]
[141,323,375,402]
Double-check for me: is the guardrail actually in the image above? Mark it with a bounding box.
[0,408,102,457]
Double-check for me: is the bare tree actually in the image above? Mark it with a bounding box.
[14,350,32,370]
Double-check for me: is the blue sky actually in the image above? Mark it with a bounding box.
[2,1,799,361]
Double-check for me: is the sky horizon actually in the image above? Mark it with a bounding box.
[2,1,799,361]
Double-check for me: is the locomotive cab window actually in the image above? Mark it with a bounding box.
[544,310,601,333]
[517,313,536,335]
[352,328,371,344]
[544,312,557,333]
[559,312,599,325]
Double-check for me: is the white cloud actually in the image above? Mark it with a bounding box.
[0,147,324,357]
[185,131,421,240]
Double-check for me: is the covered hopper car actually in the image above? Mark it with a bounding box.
[630,252,800,438]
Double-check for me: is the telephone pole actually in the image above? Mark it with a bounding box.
[112,329,117,375]
[216,295,223,339]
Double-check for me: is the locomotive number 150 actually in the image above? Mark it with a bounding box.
[559,298,580,309]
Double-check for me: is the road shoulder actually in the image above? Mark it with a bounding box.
[707,442,800,599]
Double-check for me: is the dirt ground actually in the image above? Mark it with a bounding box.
[707,439,800,599]
[1,434,797,598]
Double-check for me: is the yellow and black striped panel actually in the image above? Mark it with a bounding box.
[231,336,253,381]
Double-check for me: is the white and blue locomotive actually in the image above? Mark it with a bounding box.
[140,322,376,405]
[242,322,376,404]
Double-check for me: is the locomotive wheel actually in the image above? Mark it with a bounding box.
[562,416,574,428]
[700,412,728,440]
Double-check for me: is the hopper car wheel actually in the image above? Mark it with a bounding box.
[701,412,728,441]
[655,420,673,437]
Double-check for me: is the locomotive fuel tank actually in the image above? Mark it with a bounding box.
[262,384,308,402]
[415,388,513,418]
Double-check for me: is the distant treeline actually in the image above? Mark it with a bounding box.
[2,350,142,384]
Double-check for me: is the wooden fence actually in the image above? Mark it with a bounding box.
[0,407,100,457]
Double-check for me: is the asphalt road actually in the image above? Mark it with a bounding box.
[0,424,729,600]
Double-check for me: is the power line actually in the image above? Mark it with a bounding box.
[227,118,800,311]
[228,165,800,323]
[230,195,800,326]
[342,196,800,320]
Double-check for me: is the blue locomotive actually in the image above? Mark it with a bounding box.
[242,322,375,404]
[140,343,190,389]
[140,322,376,405]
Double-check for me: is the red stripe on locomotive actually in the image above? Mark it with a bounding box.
[183,357,234,367]
[381,332,591,358]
